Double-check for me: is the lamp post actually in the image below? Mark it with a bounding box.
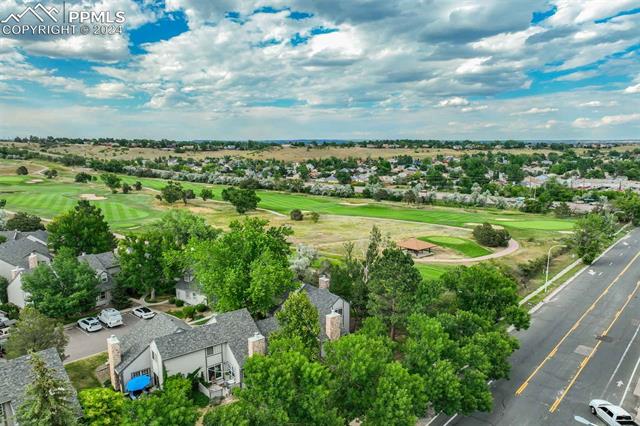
[545,244,566,292]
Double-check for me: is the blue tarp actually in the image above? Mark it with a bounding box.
[126,375,151,392]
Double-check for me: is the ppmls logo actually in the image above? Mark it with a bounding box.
[1,3,59,24]
[1,2,126,37]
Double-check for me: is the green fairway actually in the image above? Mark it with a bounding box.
[415,263,454,280]
[121,176,575,233]
[418,235,491,258]
[0,175,162,230]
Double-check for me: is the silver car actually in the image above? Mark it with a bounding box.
[589,399,638,426]
[77,317,103,332]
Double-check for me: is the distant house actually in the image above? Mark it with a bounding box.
[109,278,349,399]
[175,273,207,306]
[78,251,120,307]
[397,237,437,258]
[0,348,81,426]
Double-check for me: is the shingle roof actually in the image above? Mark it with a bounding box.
[300,284,341,339]
[175,278,204,293]
[0,347,81,415]
[155,308,260,367]
[0,230,48,244]
[255,316,279,337]
[0,235,50,269]
[78,252,120,291]
[115,313,190,374]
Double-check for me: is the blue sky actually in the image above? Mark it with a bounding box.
[0,0,639,140]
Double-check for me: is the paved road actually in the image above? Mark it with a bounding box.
[64,312,141,364]
[433,227,640,426]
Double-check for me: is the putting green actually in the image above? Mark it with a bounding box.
[418,236,491,258]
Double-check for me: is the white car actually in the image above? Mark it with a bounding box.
[132,306,156,320]
[77,317,103,333]
[98,308,123,328]
[590,399,639,426]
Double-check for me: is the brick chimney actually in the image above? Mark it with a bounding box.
[248,332,266,357]
[107,335,122,391]
[28,252,38,269]
[318,275,330,290]
[325,310,342,341]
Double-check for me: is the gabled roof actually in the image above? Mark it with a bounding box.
[0,234,50,269]
[115,313,190,374]
[300,284,342,339]
[78,252,120,291]
[155,308,260,367]
[0,348,81,415]
[0,230,48,244]
[397,237,437,251]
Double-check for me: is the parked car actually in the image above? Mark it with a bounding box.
[77,317,103,332]
[590,399,639,426]
[132,306,156,320]
[98,308,123,328]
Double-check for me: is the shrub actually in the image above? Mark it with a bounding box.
[16,166,28,175]
[309,211,320,223]
[74,172,92,183]
[195,303,207,312]
[175,299,184,307]
[290,209,304,221]
[473,222,510,247]
[168,296,176,304]
[183,305,196,319]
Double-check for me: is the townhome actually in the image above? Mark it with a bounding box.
[77,251,120,307]
[0,348,81,426]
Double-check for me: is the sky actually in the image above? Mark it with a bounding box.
[0,0,639,140]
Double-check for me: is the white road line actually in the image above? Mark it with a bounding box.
[443,415,458,426]
[620,353,640,406]
[602,320,640,397]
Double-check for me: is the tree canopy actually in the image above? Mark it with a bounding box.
[221,187,260,214]
[6,307,68,359]
[48,201,116,255]
[6,211,45,231]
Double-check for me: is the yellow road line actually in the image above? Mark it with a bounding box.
[515,250,640,396]
[549,280,640,413]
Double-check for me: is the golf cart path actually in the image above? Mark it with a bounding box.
[414,237,520,264]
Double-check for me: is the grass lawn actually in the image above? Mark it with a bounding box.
[415,264,454,280]
[418,235,492,258]
[64,352,108,391]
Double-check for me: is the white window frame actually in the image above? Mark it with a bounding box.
[131,368,151,380]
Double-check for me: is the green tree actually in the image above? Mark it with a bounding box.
[48,201,116,255]
[122,375,198,426]
[0,276,8,303]
[74,172,92,183]
[272,292,320,357]
[442,264,529,329]
[16,165,29,175]
[44,169,58,179]
[16,353,78,426]
[290,208,303,221]
[159,181,185,204]
[79,387,126,426]
[204,349,343,426]
[121,183,131,194]
[100,173,122,193]
[221,187,260,214]
[23,247,100,319]
[615,191,640,225]
[110,281,131,310]
[118,230,168,300]
[133,181,142,191]
[335,169,352,185]
[200,188,213,201]
[573,213,614,264]
[187,218,294,316]
[6,211,45,231]
[368,246,422,339]
[6,307,68,359]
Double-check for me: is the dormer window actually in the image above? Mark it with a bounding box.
[100,272,109,283]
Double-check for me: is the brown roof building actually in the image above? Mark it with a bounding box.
[397,238,437,258]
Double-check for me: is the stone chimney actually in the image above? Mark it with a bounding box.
[325,310,342,341]
[248,332,266,357]
[11,267,24,281]
[107,335,122,391]
[318,275,330,290]
[28,252,38,269]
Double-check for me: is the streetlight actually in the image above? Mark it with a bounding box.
[545,244,566,292]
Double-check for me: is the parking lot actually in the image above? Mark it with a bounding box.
[64,311,142,364]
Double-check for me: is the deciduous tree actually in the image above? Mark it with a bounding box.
[79,388,126,426]
[272,292,320,358]
[6,211,45,231]
[48,201,116,255]
[100,173,121,193]
[6,307,68,359]
[221,187,260,214]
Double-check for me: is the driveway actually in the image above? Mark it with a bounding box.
[64,311,142,364]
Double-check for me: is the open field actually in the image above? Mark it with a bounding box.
[3,140,639,163]
[64,352,108,391]
[418,235,492,258]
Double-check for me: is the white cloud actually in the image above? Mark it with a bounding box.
[510,107,558,115]
[624,83,640,94]
[85,81,131,99]
[573,113,640,128]
[438,97,470,107]
[461,105,488,112]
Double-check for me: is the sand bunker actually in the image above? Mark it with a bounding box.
[465,222,504,229]
[26,179,43,184]
[80,193,107,201]
[339,202,369,206]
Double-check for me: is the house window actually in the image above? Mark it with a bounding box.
[208,364,223,383]
[99,292,107,300]
[131,368,151,379]
[206,345,222,357]
[191,292,197,298]
[100,273,109,283]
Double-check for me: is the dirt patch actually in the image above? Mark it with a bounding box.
[559,231,574,234]
[26,179,43,184]
[79,193,107,201]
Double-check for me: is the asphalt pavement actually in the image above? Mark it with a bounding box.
[64,311,141,364]
[432,227,640,426]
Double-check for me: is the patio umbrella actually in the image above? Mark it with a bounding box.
[126,375,151,392]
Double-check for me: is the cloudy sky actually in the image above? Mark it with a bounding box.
[0,0,639,140]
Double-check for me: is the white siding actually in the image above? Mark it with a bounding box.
[222,344,240,385]
[0,259,15,281]
[120,347,152,392]
[332,298,350,334]
[149,341,164,387]
[164,349,206,381]
[175,289,207,306]
[7,275,27,308]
